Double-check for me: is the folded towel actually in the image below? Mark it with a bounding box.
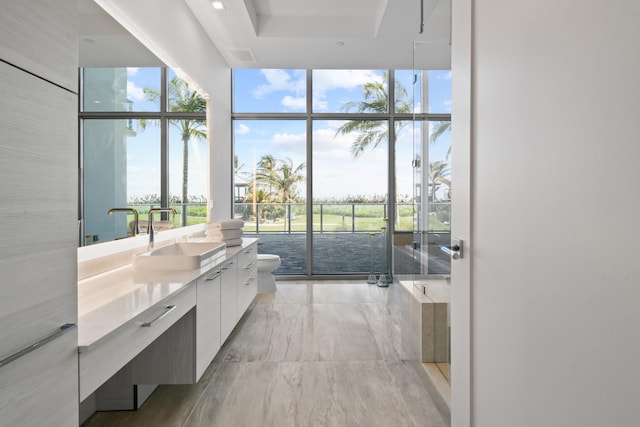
[223,238,243,247]
[207,219,245,230]
[206,228,243,240]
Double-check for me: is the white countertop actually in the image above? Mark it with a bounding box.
[77,238,258,351]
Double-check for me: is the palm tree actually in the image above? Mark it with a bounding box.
[335,71,412,157]
[270,158,306,203]
[255,154,278,197]
[430,121,452,158]
[428,160,451,201]
[243,187,273,222]
[234,154,245,176]
[142,75,207,226]
[252,156,305,229]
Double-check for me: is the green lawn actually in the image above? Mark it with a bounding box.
[123,203,450,233]
[242,213,448,233]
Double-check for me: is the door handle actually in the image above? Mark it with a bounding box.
[0,323,77,368]
[440,238,463,260]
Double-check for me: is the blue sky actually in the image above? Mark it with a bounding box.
[118,68,451,201]
[106,68,208,199]
[233,69,452,200]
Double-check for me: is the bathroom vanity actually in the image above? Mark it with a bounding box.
[77,238,258,419]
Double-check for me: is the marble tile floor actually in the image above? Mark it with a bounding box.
[82,281,447,427]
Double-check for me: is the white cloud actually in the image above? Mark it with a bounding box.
[312,99,328,111]
[311,70,384,112]
[272,132,305,146]
[282,95,306,110]
[126,81,146,101]
[127,67,139,76]
[253,69,305,98]
[308,121,389,198]
[313,70,383,96]
[236,123,250,135]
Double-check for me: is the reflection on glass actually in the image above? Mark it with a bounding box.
[425,120,452,275]
[168,119,208,227]
[80,67,208,245]
[395,70,420,114]
[83,119,160,244]
[82,68,161,112]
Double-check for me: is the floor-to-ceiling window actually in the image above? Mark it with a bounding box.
[232,69,451,277]
[79,67,208,245]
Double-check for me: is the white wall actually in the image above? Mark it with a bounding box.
[94,0,233,220]
[454,1,640,425]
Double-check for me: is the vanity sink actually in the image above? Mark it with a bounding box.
[133,241,226,271]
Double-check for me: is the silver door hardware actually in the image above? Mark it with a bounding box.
[440,238,463,260]
[0,323,77,368]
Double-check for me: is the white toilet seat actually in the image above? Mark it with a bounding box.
[257,254,281,269]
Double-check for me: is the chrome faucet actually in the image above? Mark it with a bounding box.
[147,207,177,249]
[108,207,139,237]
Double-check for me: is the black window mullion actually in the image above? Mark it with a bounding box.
[160,68,169,212]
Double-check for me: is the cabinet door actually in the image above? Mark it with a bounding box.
[0,0,77,91]
[220,258,238,343]
[196,268,221,380]
[0,329,78,427]
[0,62,77,360]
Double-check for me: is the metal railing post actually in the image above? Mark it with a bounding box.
[352,203,356,233]
[256,204,260,234]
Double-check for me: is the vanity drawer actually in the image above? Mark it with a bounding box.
[237,243,257,267]
[237,243,257,285]
[79,284,196,401]
[237,268,257,317]
[237,244,257,317]
[237,257,257,285]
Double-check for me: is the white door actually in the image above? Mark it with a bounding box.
[450,0,472,425]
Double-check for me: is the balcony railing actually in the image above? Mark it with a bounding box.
[234,202,451,234]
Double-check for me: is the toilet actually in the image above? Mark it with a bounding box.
[257,254,281,293]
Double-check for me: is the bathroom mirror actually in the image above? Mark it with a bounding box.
[79,67,208,246]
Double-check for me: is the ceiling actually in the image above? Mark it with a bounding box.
[78,0,451,70]
[78,0,164,67]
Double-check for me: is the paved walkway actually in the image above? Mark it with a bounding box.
[247,232,451,276]
[247,232,386,275]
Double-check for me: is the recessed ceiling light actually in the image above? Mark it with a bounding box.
[211,1,225,10]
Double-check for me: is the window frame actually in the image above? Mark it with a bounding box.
[231,69,452,276]
[78,67,207,246]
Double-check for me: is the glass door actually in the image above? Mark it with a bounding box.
[412,43,453,381]
[311,120,388,275]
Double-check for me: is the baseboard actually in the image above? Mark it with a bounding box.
[421,363,451,426]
